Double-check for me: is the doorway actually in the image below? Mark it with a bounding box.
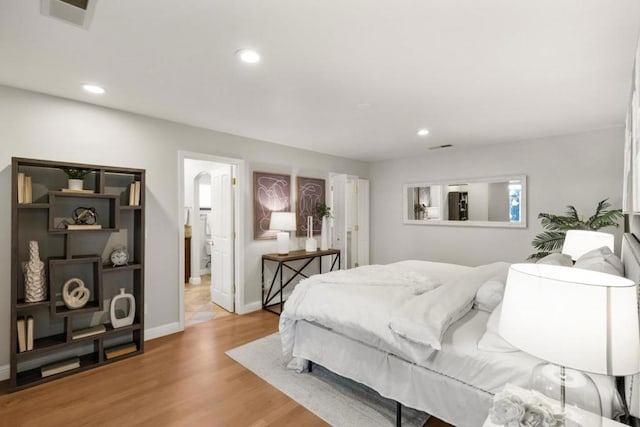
[178,152,245,329]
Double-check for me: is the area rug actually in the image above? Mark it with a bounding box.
[226,333,429,427]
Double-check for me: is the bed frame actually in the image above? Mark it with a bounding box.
[291,232,640,427]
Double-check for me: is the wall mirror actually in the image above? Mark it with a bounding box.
[403,175,527,228]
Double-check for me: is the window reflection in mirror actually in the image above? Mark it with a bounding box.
[403,175,526,228]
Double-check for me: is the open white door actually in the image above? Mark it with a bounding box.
[210,165,234,312]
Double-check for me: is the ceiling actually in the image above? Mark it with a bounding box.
[1,1,639,162]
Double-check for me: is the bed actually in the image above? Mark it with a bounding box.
[279,234,640,426]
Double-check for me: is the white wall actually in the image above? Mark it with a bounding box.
[0,85,369,368]
[370,127,625,266]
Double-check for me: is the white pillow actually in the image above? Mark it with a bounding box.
[474,278,505,312]
[478,303,518,353]
[536,252,573,267]
[574,246,624,277]
[389,262,510,350]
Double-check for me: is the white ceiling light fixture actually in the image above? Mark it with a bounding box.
[417,128,430,137]
[82,84,105,94]
[236,49,261,64]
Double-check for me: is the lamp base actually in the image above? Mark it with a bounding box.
[530,363,602,426]
[276,232,290,255]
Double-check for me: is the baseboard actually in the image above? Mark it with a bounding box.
[145,322,183,341]
[0,363,9,381]
[237,301,262,315]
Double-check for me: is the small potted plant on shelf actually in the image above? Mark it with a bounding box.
[61,167,91,191]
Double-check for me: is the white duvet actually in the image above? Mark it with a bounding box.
[280,260,508,364]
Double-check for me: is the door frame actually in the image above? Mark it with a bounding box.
[177,151,245,330]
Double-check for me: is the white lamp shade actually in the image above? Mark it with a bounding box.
[269,212,296,231]
[500,263,640,376]
[562,230,614,261]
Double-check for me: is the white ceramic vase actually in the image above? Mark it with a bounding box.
[110,288,136,328]
[68,179,83,191]
[22,240,46,303]
[320,216,329,251]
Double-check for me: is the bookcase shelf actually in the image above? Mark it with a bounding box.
[10,157,146,391]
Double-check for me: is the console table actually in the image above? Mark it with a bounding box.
[262,249,341,315]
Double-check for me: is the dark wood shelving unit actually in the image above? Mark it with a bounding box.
[10,157,146,391]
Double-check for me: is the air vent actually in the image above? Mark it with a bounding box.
[428,144,453,150]
[40,0,97,29]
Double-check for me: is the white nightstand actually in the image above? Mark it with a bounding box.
[482,384,626,427]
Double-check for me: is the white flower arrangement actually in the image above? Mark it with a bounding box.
[490,391,567,427]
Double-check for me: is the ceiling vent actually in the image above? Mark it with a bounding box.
[429,144,453,150]
[40,0,97,29]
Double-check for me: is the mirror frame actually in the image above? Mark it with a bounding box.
[402,174,527,228]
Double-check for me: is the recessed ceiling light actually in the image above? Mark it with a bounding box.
[236,49,261,64]
[82,84,105,94]
[417,128,430,136]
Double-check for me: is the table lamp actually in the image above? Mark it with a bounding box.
[562,230,615,261]
[500,263,639,424]
[269,211,296,255]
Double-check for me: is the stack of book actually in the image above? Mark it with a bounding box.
[104,342,137,360]
[16,173,33,204]
[41,357,80,378]
[16,316,34,352]
[129,181,141,206]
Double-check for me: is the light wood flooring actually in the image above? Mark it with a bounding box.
[0,310,451,427]
[185,275,232,327]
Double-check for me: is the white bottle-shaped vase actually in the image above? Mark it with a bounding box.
[23,240,46,303]
[320,216,329,251]
[110,288,136,328]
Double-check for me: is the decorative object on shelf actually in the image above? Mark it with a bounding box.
[61,167,91,191]
[316,202,331,251]
[22,240,47,303]
[269,212,297,255]
[305,216,318,252]
[109,246,129,266]
[128,181,141,206]
[110,288,136,328]
[489,388,564,427]
[41,357,80,378]
[71,324,106,340]
[500,263,639,425]
[296,176,325,237]
[184,207,192,238]
[72,206,98,225]
[528,198,622,260]
[254,171,291,240]
[105,342,137,359]
[62,278,91,309]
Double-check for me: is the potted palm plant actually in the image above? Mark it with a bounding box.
[528,198,622,260]
[61,167,92,191]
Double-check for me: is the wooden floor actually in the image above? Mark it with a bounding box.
[0,311,452,427]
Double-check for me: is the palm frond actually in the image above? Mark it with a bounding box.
[565,205,580,222]
[531,230,566,253]
[587,209,623,230]
[538,213,579,230]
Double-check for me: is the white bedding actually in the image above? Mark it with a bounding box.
[281,259,623,423]
[280,261,473,364]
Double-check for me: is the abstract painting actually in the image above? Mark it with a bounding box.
[254,172,291,240]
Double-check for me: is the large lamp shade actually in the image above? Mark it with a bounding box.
[500,263,640,376]
[562,230,614,261]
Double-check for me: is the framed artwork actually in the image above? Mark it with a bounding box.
[296,176,325,237]
[253,172,291,240]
